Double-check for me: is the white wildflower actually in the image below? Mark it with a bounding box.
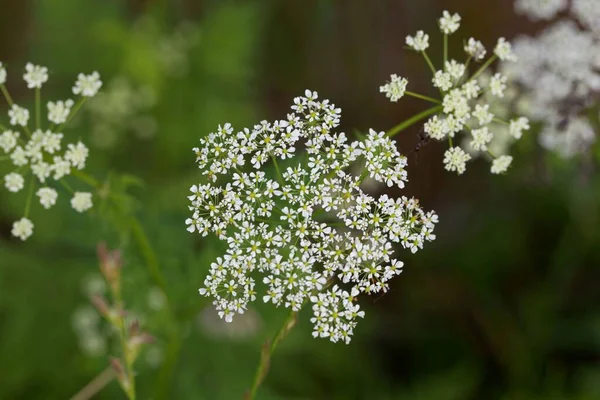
[72,72,102,97]
[494,38,517,62]
[465,38,486,60]
[470,127,493,151]
[37,187,58,209]
[47,100,74,124]
[439,11,461,35]
[509,117,530,139]
[380,74,408,102]
[23,63,49,89]
[443,147,471,174]
[490,73,508,97]
[71,192,93,212]
[491,155,513,174]
[433,71,453,91]
[406,31,430,51]
[0,62,6,84]
[11,217,33,241]
[0,130,19,153]
[4,172,24,192]
[8,104,29,127]
[64,142,89,169]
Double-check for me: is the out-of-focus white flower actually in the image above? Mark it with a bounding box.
[23,63,49,89]
[4,172,24,192]
[8,104,29,127]
[465,38,486,60]
[47,100,74,124]
[72,72,102,97]
[494,38,517,62]
[515,0,568,20]
[0,62,6,84]
[71,192,93,213]
[439,11,461,34]
[491,155,513,174]
[36,187,58,209]
[11,217,33,241]
[64,142,89,170]
[406,30,430,51]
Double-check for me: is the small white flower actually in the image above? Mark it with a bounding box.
[473,104,494,126]
[4,172,24,192]
[72,71,102,97]
[0,62,6,84]
[23,63,49,89]
[379,74,408,102]
[64,141,89,169]
[494,38,516,62]
[445,60,466,80]
[509,117,530,139]
[36,187,58,209]
[31,161,52,183]
[433,71,453,91]
[489,73,507,98]
[71,192,93,212]
[439,11,461,35]
[8,104,29,127]
[11,217,33,241]
[51,156,71,180]
[47,99,74,124]
[464,38,486,60]
[10,146,28,166]
[443,146,471,174]
[406,31,430,51]
[491,155,513,174]
[424,115,447,140]
[470,127,493,151]
[0,130,19,153]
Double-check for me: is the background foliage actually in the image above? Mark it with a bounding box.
[0,0,599,399]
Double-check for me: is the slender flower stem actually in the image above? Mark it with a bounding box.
[421,51,437,75]
[487,150,497,159]
[448,136,453,147]
[69,367,115,400]
[271,156,285,184]
[1,84,14,106]
[470,55,497,82]
[386,105,443,138]
[405,91,441,104]
[246,310,299,400]
[59,179,75,194]
[71,169,100,187]
[113,289,136,400]
[35,88,41,130]
[24,177,35,217]
[57,97,87,132]
[493,117,508,125]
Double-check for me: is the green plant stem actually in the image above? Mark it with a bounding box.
[114,289,136,400]
[421,51,437,75]
[24,177,34,217]
[69,367,115,400]
[129,217,181,400]
[246,310,298,400]
[405,91,441,104]
[386,105,443,138]
[35,88,41,130]
[470,55,497,82]
[271,156,284,184]
[1,84,14,105]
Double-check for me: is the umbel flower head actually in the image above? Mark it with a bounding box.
[187,90,438,344]
[504,0,600,158]
[0,63,101,240]
[381,10,530,175]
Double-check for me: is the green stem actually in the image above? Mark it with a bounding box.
[246,310,298,400]
[470,55,497,82]
[24,177,35,217]
[421,51,437,75]
[271,156,284,184]
[386,105,443,138]
[72,169,100,188]
[487,150,497,159]
[35,88,41,130]
[57,97,87,132]
[493,117,508,126]
[405,91,441,104]
[69,367,115,400]
[1,84,14,106]
[59,179,75,194]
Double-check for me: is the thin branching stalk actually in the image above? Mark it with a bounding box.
[386,105,443,138]
[69,367,115,400]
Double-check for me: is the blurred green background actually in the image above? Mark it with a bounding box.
[1,0,599,399]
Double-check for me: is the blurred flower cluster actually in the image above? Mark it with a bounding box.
[188,90,437,344]
[86,19,200,148]
[507,0,600,157]
[0,63,100,240]
[380,11,530,175]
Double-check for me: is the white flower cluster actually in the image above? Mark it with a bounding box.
[188,90,438,344]
[0,63,100,240]
[382,11,529,175]
[505,0,600,158]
